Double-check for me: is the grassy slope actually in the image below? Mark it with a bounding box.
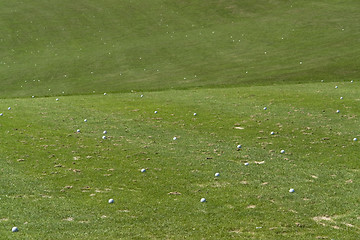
[0,0,359,98]
[0,82,359,239]
[0,0,359,239]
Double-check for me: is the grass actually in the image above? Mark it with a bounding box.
[0,81,359,239]
[0,0,359,98]
[0,0,359,239]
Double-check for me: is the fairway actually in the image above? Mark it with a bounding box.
[0,0,359,97]
[0,0,359,239]
[1,82,359,239]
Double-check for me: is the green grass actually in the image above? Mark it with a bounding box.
[0,82,359,239]
[0,0,359,98]
[0,0,359,239]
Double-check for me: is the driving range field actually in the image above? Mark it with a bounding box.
[0,0,359,239]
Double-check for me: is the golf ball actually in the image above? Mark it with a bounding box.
[280,150,285,154]
[353,138,358,141]
[108,199,114,204]
[173,137,177,140]
[237,144,242,149]
[56,98,59,101]
[244,162,249,166]
[11,227,18,232]
[32,96,35,98]
[140,94,144,98]
[336,110,340,113]
[340,97,343,100]
[77,129,80,133]
[200,198,206,203]
[289,188,295,193]
[335,86,338,89]
[214,172,220,177]
[84,119,87,122]
[141,168,146,173]
[270,131,275,135]
[104,93,107,95]
[0,113,3,116]
[350,80,353,83]
[154,111,158,114]
[102,136,107,140]
[263,107,267,110]
[103,130,107,134]
[8,107,11,110]
[193,113,197,116]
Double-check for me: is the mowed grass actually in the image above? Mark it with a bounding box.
[1,0,359,239]
[0,0,359,98]
[0,81,359,239]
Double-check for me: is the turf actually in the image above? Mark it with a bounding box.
[1,82,359,239]
[0,0,359,98]
[0,0,359,239]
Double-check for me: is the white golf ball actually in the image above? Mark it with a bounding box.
[8,107,11,110]
[173,137,177,140]
[56,98,59,101]
[200,198,206,203]
[244,162,249,166]
[280,150,285,154]
[350,80,353,83]
[335,86,338,89]
[193,113,197,116]
[340,97,343,100]
[270,131,275,135]
[0,113,3,116]
[289,188,295,193]
[11,227,18,232]
[104,93,107,95]
[263,107,267,110]
[103,130,107,134]
[140,94,144,98]
[102,136,107,140]
[32,96,35,98]
[237,144,242,149]
[84,119,87,122]
[108,199,114,204]
[336,110,340,113]
[353,138,358,141]
[214,172,220,177]
[154,111,158,114]
[141,168,146,173]
[77,129,80,133]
